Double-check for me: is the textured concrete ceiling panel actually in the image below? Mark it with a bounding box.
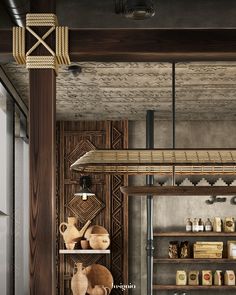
[2,61,236,120]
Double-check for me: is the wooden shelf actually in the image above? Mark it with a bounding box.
[154,231,236,237]
[153,285,236,290]
[154,258,236,264]
[59,250,110,254]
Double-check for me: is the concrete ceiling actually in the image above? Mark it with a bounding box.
[2,61,236,121]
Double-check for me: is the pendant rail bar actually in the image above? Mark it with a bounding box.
[146,110,154,295]
[172,62,176,185]
[120,186,236,196]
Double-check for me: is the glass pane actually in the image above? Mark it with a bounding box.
[14,109,29,295]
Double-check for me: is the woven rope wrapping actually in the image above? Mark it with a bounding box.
[70,149,236,175]
[26,56,58,73]
[26,13,58,27]
[56,26,70,65]
[13,13,70,73]
[13,27,26,64]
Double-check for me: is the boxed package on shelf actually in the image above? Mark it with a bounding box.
[193,242,223,259]
[225,270,236,285]
[176,270,187,286]
[202,270,213,286]
[188,270,199,286]
[194,252,222,259]
[194,241,223,250]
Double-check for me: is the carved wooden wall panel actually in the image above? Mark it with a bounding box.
[56,121,128,295]
[109,121,128,295]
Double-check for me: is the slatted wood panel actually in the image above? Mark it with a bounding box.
[56,121,128,295]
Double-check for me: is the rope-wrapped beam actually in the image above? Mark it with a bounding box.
[13,13,70,74]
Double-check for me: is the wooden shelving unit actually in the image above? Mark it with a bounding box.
[59,249,110,254]
[154,258,236,264]
[154,231,236,237]
[154,230,236,291]
[153,285,236,291]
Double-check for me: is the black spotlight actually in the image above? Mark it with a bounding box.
[68,65,82,77]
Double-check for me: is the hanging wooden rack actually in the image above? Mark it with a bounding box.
[70,149,236,175]
[120,185,236,196]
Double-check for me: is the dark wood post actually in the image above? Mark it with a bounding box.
[29,1,56,294]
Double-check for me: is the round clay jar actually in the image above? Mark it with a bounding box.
[89,234,110,250]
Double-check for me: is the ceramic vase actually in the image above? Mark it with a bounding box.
[91,285,111,295]
[71,263,88,295]
[59,217,91,245]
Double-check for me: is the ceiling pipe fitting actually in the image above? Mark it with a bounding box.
[3,0,29,27]
[125,0,155,20]
[115,0,155,20]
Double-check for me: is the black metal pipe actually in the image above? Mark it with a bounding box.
[3,0,29,27]
[172,63,176,185]
[172,63,176,150]
[146,110,154,295]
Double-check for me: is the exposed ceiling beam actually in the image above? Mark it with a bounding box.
[2,28,236,63]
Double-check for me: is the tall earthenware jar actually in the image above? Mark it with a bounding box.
[71,263,88,295]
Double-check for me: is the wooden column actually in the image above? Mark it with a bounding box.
[29,1,56,294]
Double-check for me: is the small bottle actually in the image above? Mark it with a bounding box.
[186,218,192,232]
[198,218,204,232]
[192,218,199,232]
[205,218,213,232]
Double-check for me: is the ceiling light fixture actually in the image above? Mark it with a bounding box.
[67,65,82,77]
[74,176,95,201]
[70,149,236,175]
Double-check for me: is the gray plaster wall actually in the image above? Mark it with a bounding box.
[128,120,236,295]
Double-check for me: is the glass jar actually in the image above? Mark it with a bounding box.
[185,218,192,232]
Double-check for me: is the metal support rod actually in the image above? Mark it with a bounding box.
[146,110,154,295]
[172,62,176,185]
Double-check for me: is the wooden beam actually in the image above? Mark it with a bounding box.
[29,69,56,294]
[0,29,12,62]
[3,28,236,62]
[29,1,56,295]
[120,186,236,196]
[69,29,236,62]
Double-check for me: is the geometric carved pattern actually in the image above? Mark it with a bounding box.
[110,122,128,295]
[66,195,105,224]
[111,127,123,150]
[111,175,124,292]
[67,139,96,165]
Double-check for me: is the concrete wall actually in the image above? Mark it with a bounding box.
[128,120,236,295]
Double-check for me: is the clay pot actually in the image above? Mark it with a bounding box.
[91,285,111,295]
[84,225,109,240]
[59,217,91,244]
[89,234,110,250]
[81,240,90,249]
[71,263,88,295]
